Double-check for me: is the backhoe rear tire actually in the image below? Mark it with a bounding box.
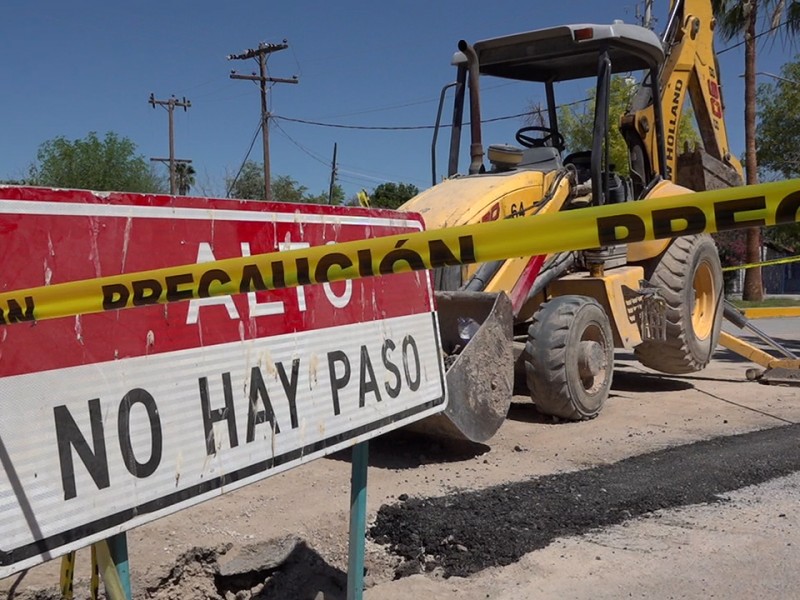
[634,234,723,374]
[525,295,613,420]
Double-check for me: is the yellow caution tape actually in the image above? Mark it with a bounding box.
[1,180,799,324]
[60,551,76,600]
[721,254,800,272]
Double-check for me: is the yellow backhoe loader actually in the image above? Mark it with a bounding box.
[405,0,797,443]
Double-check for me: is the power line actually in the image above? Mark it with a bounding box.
[225,118,263,198]
[272,97,591,132]
[272,110,529,131]
[718,19,796,54]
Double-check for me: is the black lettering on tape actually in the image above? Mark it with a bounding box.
[596,214,646,245]
[652,206,707,238]
[357,249,374,278]
[117,388,162,478]
[358,345,382,407]
[457,235,477,264]
[382,339,402,399]
[165,273,195,303]
[240,264,268,294]
[428,239,460,268]
[132,279,163,306]
[103,284,129,310]
[315,252,353,283]
[270,261,286,289]
[198,373,239,456]
[327,350,351,416]
[277,359,301,429]
[402,335,421,392]
[714,197,767,231]
[296,257,312,286]
[246,367,281,443]
[199,269,231,298]
[54,399,110,501]
[427,235,476,268]
[776,190,800,224]
[1,296,35,324]
[378,240,426,275]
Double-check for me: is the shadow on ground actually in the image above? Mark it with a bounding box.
[328,429,489,470]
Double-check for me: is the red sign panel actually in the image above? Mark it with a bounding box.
[0,186,446,577]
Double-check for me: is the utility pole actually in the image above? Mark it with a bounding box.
[328,143,338,204]
[149,94,191,195]
[228,40,298,202]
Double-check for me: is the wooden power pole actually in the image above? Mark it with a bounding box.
[328,142,338,204]
[228,40,298,202]
[149,94,191,195]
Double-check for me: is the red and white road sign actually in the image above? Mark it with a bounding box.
[0,186,446,578]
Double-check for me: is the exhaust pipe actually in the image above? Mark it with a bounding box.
[458,40,484,175]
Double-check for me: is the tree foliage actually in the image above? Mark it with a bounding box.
[369,182,420,209]
[175,163,196,196]
[226,161,344,205]
[556,76,700,176]
[712,0,800,299]
[756,56,800,251]
[226,161,265,200]
[28,131,165,193]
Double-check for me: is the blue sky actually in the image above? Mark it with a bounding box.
[1,1,795,200]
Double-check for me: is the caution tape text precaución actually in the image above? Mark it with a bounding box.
[1,181,799,324]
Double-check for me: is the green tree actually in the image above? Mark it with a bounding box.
[556,76,700,176]
[226,161,341,204]
[226,161,265,200]
[272,175,308,203]
[370,182,420,210]
[28,131,165,193]
[712,0,800,300]
[175,163,196,196]
[756,58,800,251]
[306,184,345,205]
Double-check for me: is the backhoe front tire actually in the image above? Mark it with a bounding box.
[634,234,723,374]
[525,296,614,420]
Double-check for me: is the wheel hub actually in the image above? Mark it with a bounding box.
[578,340,607,391]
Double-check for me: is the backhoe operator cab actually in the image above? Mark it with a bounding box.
[438,21,667,203]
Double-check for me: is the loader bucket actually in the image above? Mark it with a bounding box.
[676,147,743,191]
[409,291,514,443]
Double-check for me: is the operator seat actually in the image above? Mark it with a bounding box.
[518,146,563,172]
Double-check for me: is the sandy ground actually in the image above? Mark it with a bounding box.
[2,319,799,598]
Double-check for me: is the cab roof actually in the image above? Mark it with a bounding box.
[470,22,664,82]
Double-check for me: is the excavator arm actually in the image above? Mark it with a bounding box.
[624,0,798,383]
[622,0,743,192]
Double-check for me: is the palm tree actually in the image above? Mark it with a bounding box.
[175,162,196,196]
[712,0,800,300]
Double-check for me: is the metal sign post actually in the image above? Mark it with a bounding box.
[347,442,369,600]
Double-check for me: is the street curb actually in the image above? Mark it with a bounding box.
[741,307,800,319]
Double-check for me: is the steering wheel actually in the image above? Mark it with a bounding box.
[515,126,565,152]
